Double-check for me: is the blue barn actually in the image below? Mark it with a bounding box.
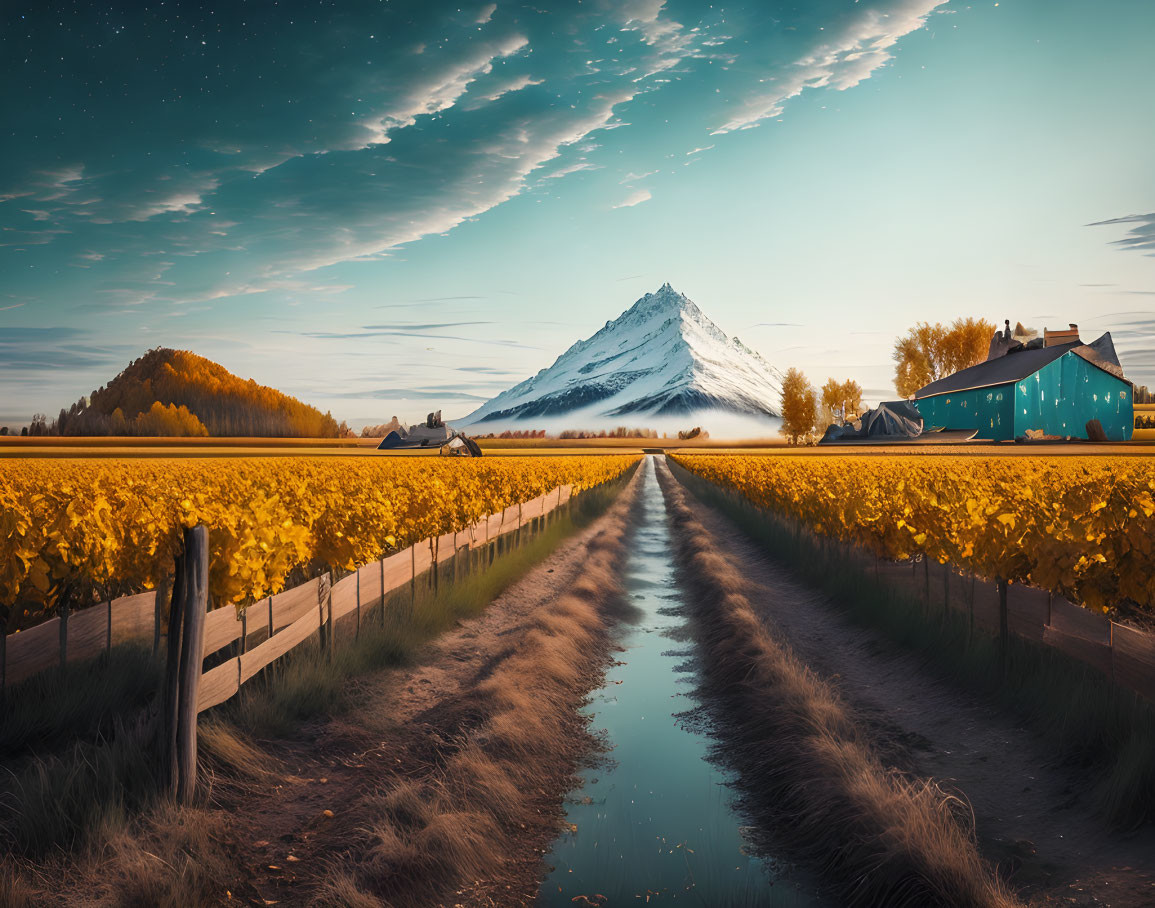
[913,330,1133,442]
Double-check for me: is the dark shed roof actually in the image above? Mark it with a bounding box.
[916,342,1081,398]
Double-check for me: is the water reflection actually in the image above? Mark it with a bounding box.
[537,458,819,906]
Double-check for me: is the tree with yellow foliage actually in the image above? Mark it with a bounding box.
[893,318,995,398]
[133,401,208,436]
[779,368,818,445]
[819,378,864,431]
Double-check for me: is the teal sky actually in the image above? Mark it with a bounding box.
[2,0,1153,427]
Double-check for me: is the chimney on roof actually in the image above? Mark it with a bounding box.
[1043,323,1081,348]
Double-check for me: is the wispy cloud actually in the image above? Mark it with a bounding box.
[1087,212,1155,254]
[711,0,949,135]
[1,2,701,306]
[613,188,652,209]
[331,387,490,401]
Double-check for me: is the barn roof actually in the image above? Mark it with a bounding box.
[915,333,1126,399]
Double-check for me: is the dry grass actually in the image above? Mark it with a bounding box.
[316,473,643,907]
[0,468,639,905]
[673,460,1155,829]
[655,460,1019,908]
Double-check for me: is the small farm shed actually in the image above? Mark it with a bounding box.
[913,332,1133,441]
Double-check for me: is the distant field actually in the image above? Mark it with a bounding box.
[2,431,1151,458]
[0,434,784,458]
[0,435,368,448]
[685,443,1155,457]
[0,437,643,459]
[476,436,787,450]
[0,437,373,458]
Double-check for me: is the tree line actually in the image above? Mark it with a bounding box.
[778,317,995,444]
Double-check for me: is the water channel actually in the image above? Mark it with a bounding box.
[537,457,820,906]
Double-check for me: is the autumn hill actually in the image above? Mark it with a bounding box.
[43,348,351,437]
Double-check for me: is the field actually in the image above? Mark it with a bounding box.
[4,445,1155,906]
[672,452,1155,616]
[0,434,782,458]
[0,454,638,629]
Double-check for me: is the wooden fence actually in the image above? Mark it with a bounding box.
[0,484,573,695]
[875,556,1155,702]
[3,482,576,800]
[667,460,1155,705]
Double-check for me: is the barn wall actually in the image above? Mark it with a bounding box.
[914,384,1015,441]
[1014,353,1133,440]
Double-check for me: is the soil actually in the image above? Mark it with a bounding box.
[669,466,1155,907]
[209,474,641,907]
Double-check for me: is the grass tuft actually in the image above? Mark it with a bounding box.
[0,645,161,761]
[670,459,1155,829]
[319,466,643,906]
[223,468,633,739]
[0,467,637,900]
[658,459,1017,908]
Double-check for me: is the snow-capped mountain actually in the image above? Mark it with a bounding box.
[459,283,784,431]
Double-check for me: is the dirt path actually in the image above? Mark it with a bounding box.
[663,461,1155,907]
[207,472,642,907]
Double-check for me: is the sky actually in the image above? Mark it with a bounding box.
[2,0,1154,428]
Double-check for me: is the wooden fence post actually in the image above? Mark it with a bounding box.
[58,600,69,671]
[997,578,1009,672]
[164,552,187,793]
[355,568,361,639]
[175,525,208,804]
[969,572,976,638]
[453,531,461,586]
[318,573,332,656]
[153,576,169,659]
[324,572,333,653]
[379,558,386,627]
[943,566,950,621]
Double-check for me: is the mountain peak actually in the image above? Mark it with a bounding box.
[620,282,695,321]
[460,286,784,428]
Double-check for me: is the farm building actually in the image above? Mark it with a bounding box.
[913,328,1133,441]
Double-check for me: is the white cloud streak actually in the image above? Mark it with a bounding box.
[613,188,652,208]
[711,0,948,135]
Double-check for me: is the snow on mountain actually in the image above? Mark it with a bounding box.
[458,283,784,432]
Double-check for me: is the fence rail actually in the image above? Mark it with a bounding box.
[0,484,572,693]
[3,480,580,802]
